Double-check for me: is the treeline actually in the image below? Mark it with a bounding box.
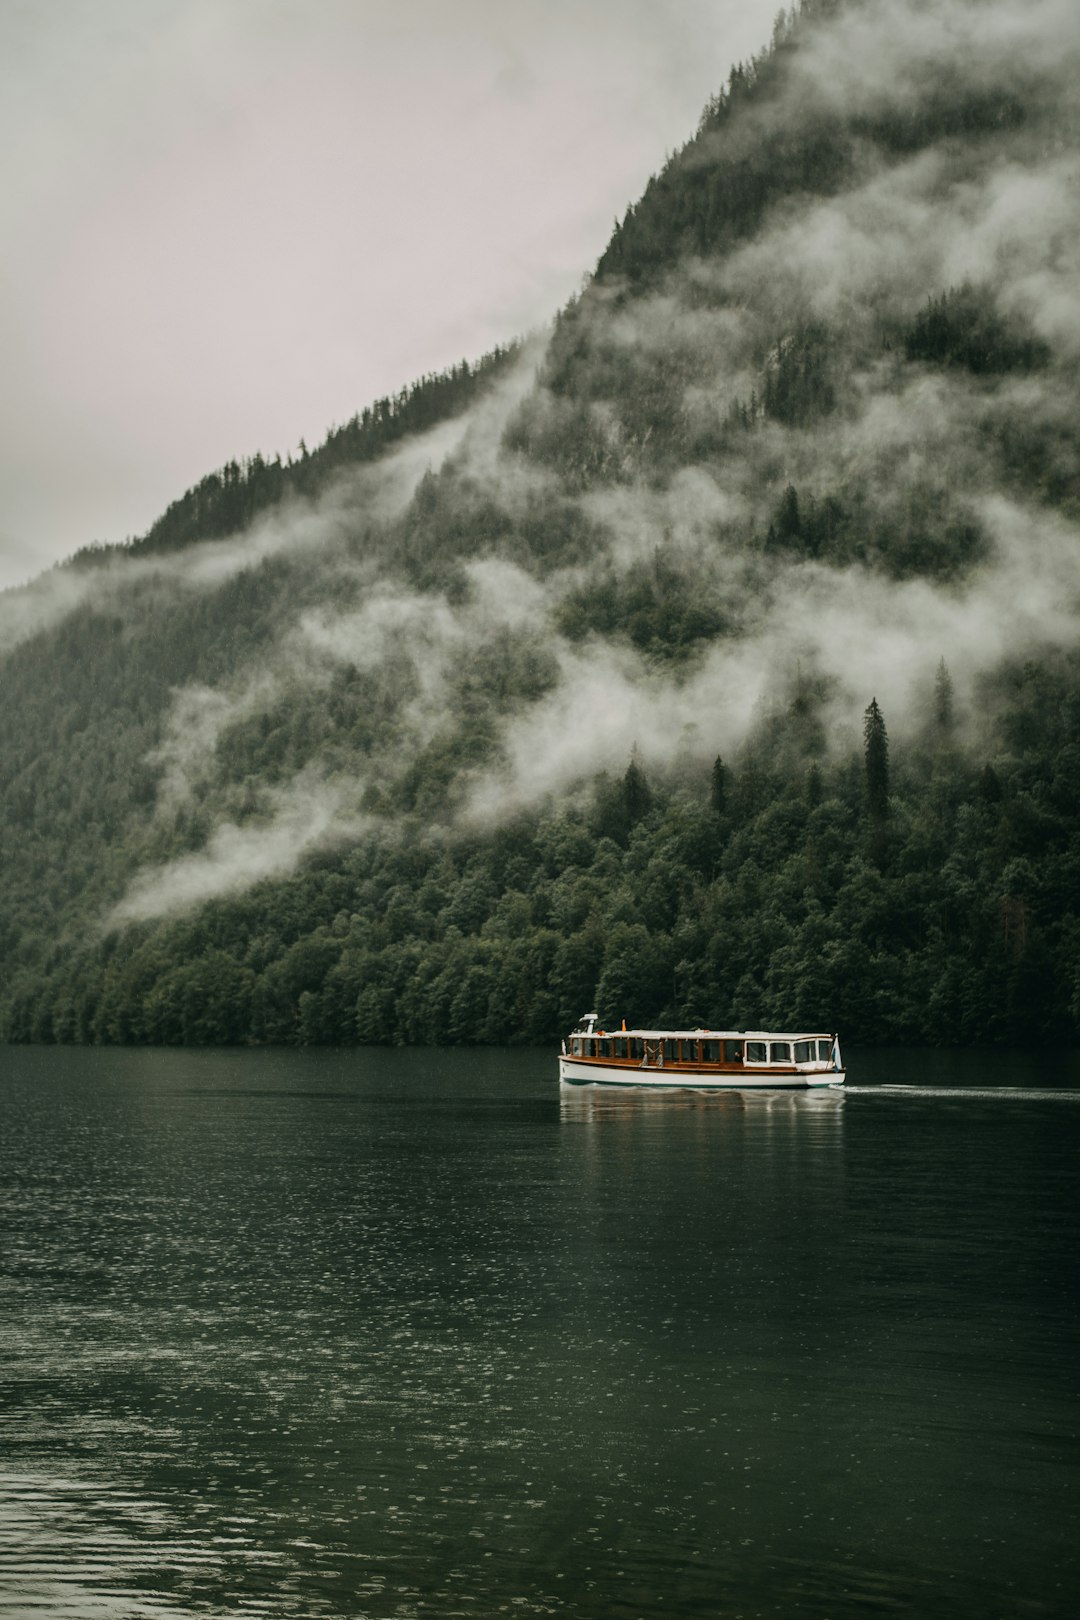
[597,2,848,287]
[592,0,1032,293]
[5,655,1080,1049]
[66,344,520,569]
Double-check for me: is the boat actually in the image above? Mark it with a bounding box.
[559,1013,844,1088]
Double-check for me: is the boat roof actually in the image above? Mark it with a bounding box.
[572,1028,835,1042]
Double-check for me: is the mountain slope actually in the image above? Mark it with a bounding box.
[3,0,1080,1048]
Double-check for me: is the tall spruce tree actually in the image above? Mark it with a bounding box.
[934,658,955,736]
[622,756,653,828]
[710,755,728,815]
[864,698,890,820]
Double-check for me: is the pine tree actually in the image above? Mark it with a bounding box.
[777,483,801,542]
[978,762,1003,804]
[864,697,890,820]
[934,658,955,735]
[622,756,653,828]
[710,755,728,815]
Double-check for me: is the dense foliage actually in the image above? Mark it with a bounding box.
[3,0,1078,1049]
[5,657,1080,1048]
[904,285,1049,377]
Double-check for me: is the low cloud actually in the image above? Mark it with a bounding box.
[0,407,473,655]
[119,549,562,908]
[787,0,1080,125]
[466,491,1080,821]
[86,0,1080,926]
[0,565,100,654]
[150,673,284,809]
[108,771,368,926]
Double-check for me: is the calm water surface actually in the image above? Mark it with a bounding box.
[1,1046,1077,1619]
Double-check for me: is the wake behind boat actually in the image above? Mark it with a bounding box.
[559,1013,844,1089]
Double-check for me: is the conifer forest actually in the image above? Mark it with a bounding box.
[4,0,1080,1050]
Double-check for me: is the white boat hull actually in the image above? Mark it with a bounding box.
[558,1056,844,1089]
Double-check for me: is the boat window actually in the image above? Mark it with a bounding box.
[664,1040,679,1063]
[794,1040,814,1063]
[598,1039,611,1057]
[630,1038,644,1060]
[818,1039,833,1062]
[587,1039,597,1057]
[613,1038,627,1058]
[770,1042,791,1062]
[571,1039,582,1056]
[745,1041,767,1063]
[723,1040,743,1063]
[701,1040,720,1062]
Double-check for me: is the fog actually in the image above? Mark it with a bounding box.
[0,408,474,655]
[1,0,780,589]
[69,0,1080,922]
[109,773,369,925]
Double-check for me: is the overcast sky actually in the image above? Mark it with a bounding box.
[0,0,778,589]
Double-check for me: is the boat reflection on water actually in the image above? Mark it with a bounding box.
[559,1081,846,1125]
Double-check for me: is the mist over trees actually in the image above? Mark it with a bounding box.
[3,0,1080,1049]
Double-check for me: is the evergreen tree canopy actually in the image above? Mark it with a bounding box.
[864,699,890,822]
[3,0,1079,1051]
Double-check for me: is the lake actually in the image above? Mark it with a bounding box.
[1,1045,1077,1618]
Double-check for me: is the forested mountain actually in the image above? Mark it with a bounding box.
[4,0,1080,1048]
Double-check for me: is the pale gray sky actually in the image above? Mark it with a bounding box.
[0,0,778,589]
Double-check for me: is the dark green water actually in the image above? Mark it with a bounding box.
[1,1047,1077,1619]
